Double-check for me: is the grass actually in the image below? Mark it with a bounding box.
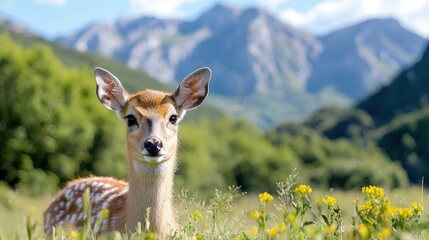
[0,183,50,237]
[0,172,428,239]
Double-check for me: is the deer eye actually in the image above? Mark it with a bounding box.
[169,115,179,125]
[125,115,138,127]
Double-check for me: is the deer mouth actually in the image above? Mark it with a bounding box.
[142,154,165,163]
[133,155,171,175]
[135,153,167,164]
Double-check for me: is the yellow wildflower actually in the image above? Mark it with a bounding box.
[276,222,286,232]
[322,196,336,207]
[258,192,274,203]
[324,224,336,235]
[250,226,258,236]
[411,202,424,215]
[267,227,279,237]
[386,205,396,217]
[250,210,260,219]
[100,208,109,219]
[196,233,204,240]
[191,211,203,221]
[376,228,391,239]
[69,230,79,239]
[287,213,296,223]
[362,186,384,198]
[293,184,312,196]
[358,200,373,214]
[147,232,156,240]
[358,199,383,218]
[357,224,369,240]
[397,207,413,220]
[28,206,37,214]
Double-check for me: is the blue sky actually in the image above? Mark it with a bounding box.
[1,0,429,39]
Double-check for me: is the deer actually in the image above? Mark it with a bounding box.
[43,66,211,238]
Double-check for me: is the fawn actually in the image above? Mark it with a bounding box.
[43,67,211,238]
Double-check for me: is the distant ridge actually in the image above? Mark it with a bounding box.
[15,3,426,127]
[307,18,426,100]
[56,5,426,101]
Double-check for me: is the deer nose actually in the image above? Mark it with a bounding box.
[144,138,163,156]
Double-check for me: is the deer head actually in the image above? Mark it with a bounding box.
[94,67,211,176]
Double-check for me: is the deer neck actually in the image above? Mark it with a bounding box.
[125,156,176,236]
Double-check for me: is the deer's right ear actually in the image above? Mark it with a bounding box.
[94,67,129,111]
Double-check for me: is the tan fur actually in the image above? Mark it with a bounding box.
[44,90,178,238]
[44,67,210,238]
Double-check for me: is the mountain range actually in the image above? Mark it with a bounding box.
[3,4,426,128]
[2,6,429,184]
[333,42,429,183]
[57,4,426,97]
[58,4,323,97]
[308,18,426,99]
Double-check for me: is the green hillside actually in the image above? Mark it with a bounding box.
[358,43,429,126]
[0,33,296,196]
[293,43,429,185]
[0,26,165,91]
[0,27,224,121]
[0,31,411,197]
[0,34,126,195]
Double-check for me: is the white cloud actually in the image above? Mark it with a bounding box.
[35,0,67,7]
[279,0,429,37]
[128,0,196,18]
[256,0,287,9]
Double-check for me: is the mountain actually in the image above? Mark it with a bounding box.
[57,4,337,128]
[58,4,321,97]
[357,42,429,125]
[309,42,429,134]
[307,18,426,100]
[304,43,429,184]
[0,16,34,35]
[177,6,323,97]
[55,4,427,128]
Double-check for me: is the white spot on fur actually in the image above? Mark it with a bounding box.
[101,189,119,210]
[97,188,117,203]
[76,197,82,208]
[90,182,98,189]
[64,188,75,200]
[66,200,72,209]
[70,214,77,223]
[93,194,102,204]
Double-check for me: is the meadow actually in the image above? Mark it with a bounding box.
[0,171,427,240]
[1,28,429,240]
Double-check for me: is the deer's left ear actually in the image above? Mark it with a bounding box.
[172,67,211,111]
